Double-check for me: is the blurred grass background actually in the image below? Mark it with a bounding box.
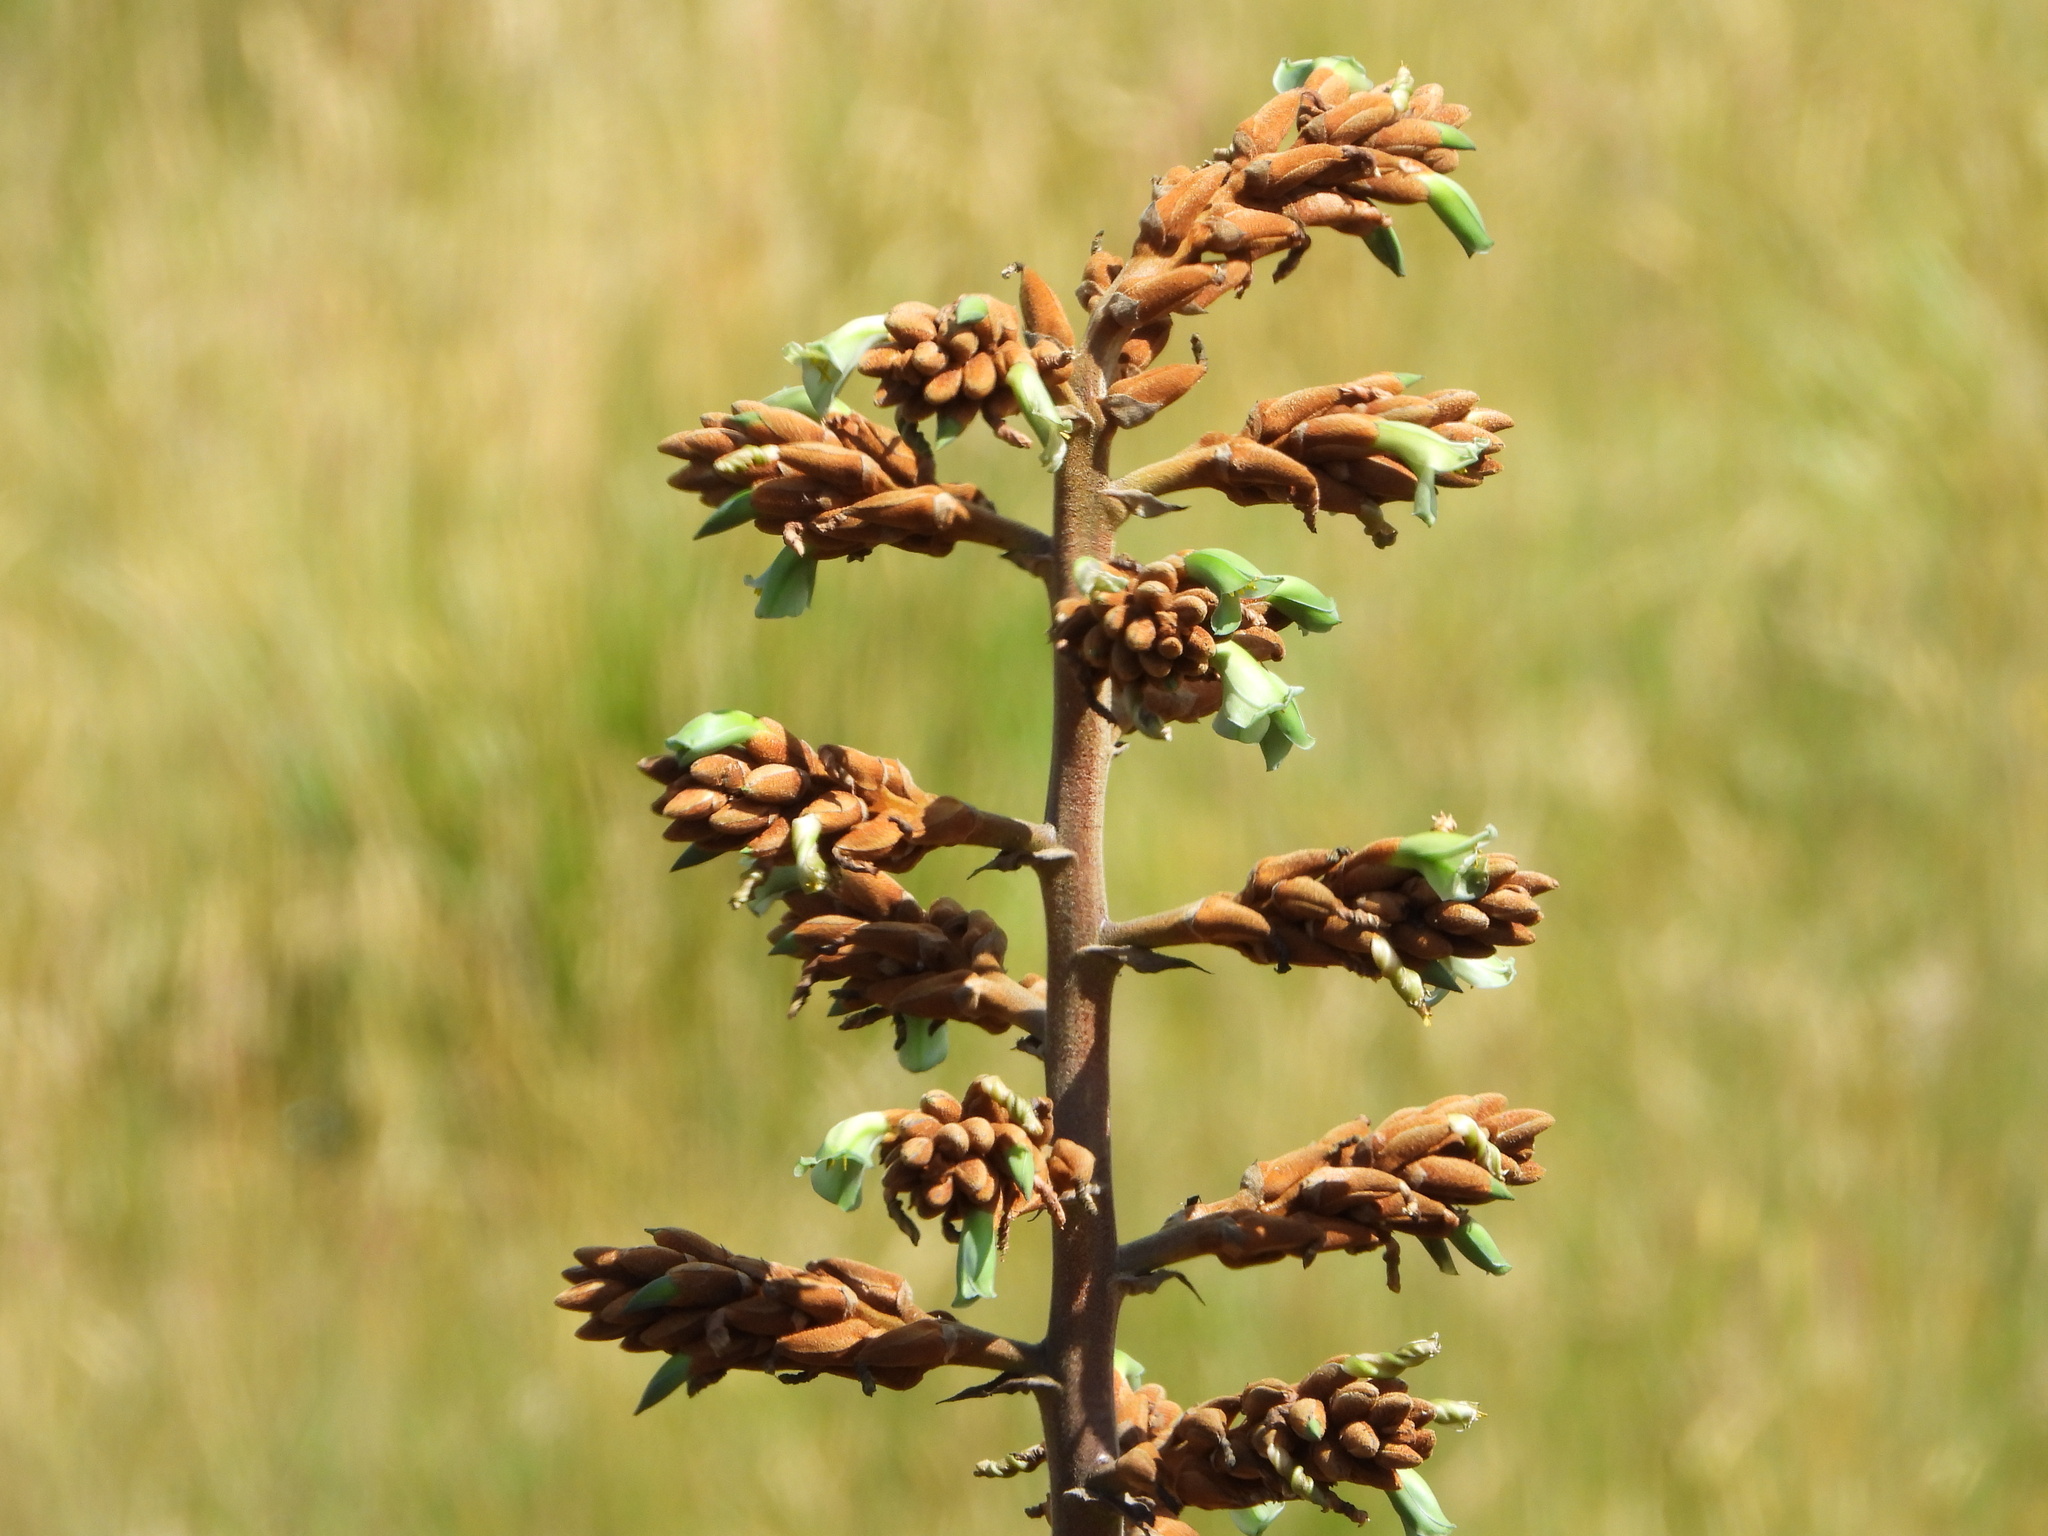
[4,0,2047,1531]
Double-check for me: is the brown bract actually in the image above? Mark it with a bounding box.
[856,290,1072,441]
[1083,63,1478,369]
[866,1077,1096,1249]
[1165,841,1558,975]
[1050,551,1297,735]
[658,398,1006,561]
[639,716,1037,873]
[553,1228,1029,1393]
[1125,1097,1554,1290]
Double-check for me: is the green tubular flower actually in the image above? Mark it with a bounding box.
[746,546,818,619]
[953,294,991,325]
[1261,574,1341,632]
[1418,172,1494,258]
[1448,1215,1512,1274]
[694,488,757,539]
[1115,1349,1146,1389]
[623,1273,680,1313]
[932,412,969,449]
[1272,55,1374,93]
[1386,1469,1456,1536]
[783,314,890,417]
[1430,1399,1485,1429]
[1363,224,1406,277]
[1420,1236,1460,1275]
[664,710,763,764]
[1365,418,1484,527]
[1232,1503,1289,1536]
[794,1110,894,1212]
[1181,547,1275,636]
[896,1015,949,1072]
[1418,954,1517,998]
[1341,1333,1442,1379]
[954,1206,1000,1305]
[1212,641,1311,770]
[1007,360,1070,471]
[1391,824,1498,901]
[635,1352,696,1415]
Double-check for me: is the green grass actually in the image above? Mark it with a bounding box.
[3,1,2046,1531]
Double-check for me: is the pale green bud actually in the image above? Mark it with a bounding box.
[695,488,757,540]
[745,546,818,619]
[1342,1333,1442,1379]
[1391,824,1497,901]
[1002,1140,1038,1197]
[1387,65,1415,114]
[794,1110,893,1212]
[954,1206,999,1305]
[1419,954,1518,996]
[783,314,890,417]
[1386,1469,1456,1536]
[665,710,763,763]
[745,864,806,916]
[1260,694,1315,772]
[1444,1114,1506,1180]
[895,1014,949,1072]
[1430,1400,1485,1429]
[1212,642,1309,768]
[1418,172,1494,258]
[1006,360,1070,471]
[953,294,991,325]
[1232,1504,1289,1536]
[932,412,969,449]
[1421,1236,1460,1276]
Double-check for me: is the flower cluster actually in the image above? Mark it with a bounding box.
[1115,374,1511,542]
[1118,821,1557,1015]
[798,1076,1097,1304]
[855,277,1075,445]
[640,710,1038,877]
[552,1228,1032,1402]
[1122,1097,1554,1290]
[1079,58,1491,360]
[1127,1344,1467,1526]
[769,869,1046,1061]
[1050,550,1336,763]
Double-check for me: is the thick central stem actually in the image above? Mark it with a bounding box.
[1036,357,1125,1536]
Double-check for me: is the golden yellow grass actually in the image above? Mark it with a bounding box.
[3,1,2045,1530]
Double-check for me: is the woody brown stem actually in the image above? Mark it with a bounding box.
[1034,340,1125,1536]
[1115,1213,1268,1277]
[1097,904,1206,950]
[962,505,1056,574]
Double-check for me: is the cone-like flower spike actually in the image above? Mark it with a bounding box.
[1117,1097,1553,1288]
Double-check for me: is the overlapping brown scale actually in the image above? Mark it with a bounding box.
[855,289,1072,443]
[638,717,1036,874]
[1050,551,1296,735]
[1169,840,1557,977]
[864,1077,1096,1247]
[657,398,1007,560]
[1126,1100,1553,1289]
[553,1228,1028,1394]
[771,870,1049,1045]
[1084,64,1480,369]
[1115,1357,1443,1523]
